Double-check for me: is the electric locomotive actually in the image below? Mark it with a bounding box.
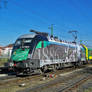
[8,30,87,74]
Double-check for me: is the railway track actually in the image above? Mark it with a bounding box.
[0,64,91,92]
[17,65,92,92]
[59,74,92,92]
[0,66,83,90]
[0,74,41,88]
[0,66,76,81]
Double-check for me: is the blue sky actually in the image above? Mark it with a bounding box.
[0,0,92,47]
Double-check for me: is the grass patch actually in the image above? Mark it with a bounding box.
[84,87,92,92]
[0,58,8,66]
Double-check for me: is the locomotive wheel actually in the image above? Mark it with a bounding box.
[56,64,61,70]
[52,65,56,72]
[54,64,60,70]
[75,61,83,67]
[37,69,43,75]
[42,66,48,73]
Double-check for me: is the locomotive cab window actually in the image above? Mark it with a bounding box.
[14,38,33,49]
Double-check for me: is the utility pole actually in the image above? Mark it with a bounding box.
[68,30,78,43]
[48,24,54,37]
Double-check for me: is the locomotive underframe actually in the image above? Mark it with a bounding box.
[11,58,86,74]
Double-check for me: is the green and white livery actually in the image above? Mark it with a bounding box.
[8,30,86,74]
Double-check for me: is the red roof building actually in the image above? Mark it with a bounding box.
[0,44,13,57]
[0,46,3,56]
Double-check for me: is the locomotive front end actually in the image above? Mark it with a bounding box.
[8,34,36,74]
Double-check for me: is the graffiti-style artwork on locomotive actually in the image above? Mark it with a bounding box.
[33,41,78,65]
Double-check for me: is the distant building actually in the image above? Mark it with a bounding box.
[0,46,3,56]
[1,44,13,58]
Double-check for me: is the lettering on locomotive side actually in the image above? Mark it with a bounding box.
[33,42,78,64]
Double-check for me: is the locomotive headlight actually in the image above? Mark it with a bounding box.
[9,62,14,67]
[13,51,16,55]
